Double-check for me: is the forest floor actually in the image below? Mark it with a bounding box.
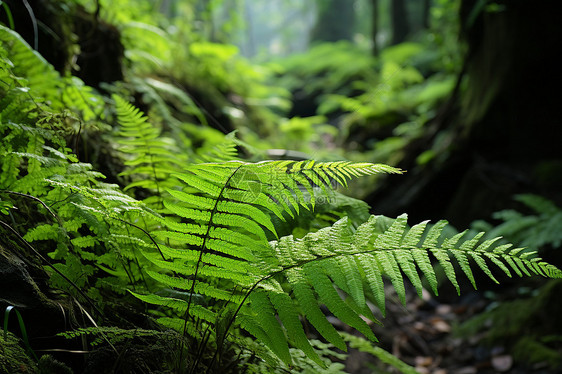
[341,284,555,374]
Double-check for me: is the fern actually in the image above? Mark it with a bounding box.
[255,214,562,362]
[454,195,562,369]
[0,25,103,120]
[130,155,562,370]
[0,30,155,302]
[2,18,559,372]
[114,94,187,208]
[132,159,400,368]
[58,326,170,347]
[473,194,562,249]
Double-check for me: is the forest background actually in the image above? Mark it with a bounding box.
[1,0,562,373]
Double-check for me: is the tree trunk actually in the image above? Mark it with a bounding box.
[371,0,379,55]
[422,0,431,29]
[367,0,562,228]
[310,0,356,43]
[391,0,410,44]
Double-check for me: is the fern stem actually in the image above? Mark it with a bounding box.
[107,215,167,261]
[1,191,61,226]
[207,274,269,372]
[180,164,243,373]
[190,323,214,374]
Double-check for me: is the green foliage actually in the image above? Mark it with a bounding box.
[0,25,103,121]
[37,355,73,374]
[118,119,560,370]
[2,3,561,373]
[114,94,187,207]
[0,331,38,374]
[472,194,562,250]
[241,338,348,374]
[455,195,562,369]
[456,279,562,368]
[248,214,559,364]
[0,25,152,302]
[58,326,170,347]
[169,39,290,136]
[271,41,377,100]
[3,306,36,361]
[270,115,340,154]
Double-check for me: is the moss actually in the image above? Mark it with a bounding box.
[38,355,73,374]
[512,336,562,367]
[0,331,38,374]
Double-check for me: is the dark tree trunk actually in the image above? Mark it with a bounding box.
[391,0,410,44]
[0,0,123,88]
[422,0,431,29]
[310,0,356,43]
[367,0,562,229]
[371,0,379,55]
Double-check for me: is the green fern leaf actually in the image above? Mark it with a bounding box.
[285,268,347,351]
[355,253,386,315]
[394,249,424,297]
[268,289,324,367]
[249,290,292,365]
[377,250,407,304]
[336,256,365,308]
[305,261,377,342]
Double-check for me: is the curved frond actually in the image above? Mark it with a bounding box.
[253,213,562,360]
[130,157,561,368]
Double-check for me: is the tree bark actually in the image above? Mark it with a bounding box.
[391,0,410,44]
[371,0,379,55]
[422,0,431,29]
[310,0,356,43]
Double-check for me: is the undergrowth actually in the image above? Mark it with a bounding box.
[454,195,562,369]
[1,4,561,374]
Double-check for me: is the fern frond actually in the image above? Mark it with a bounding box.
[131,159,400,360]
[268,288,324,367]
[245,213,562,363]
[0,25,61,102]
[196,131,240,163]
[113,95,187,207]
[285,267,346,351]
[157,159,401,266]
[132,158,561,368]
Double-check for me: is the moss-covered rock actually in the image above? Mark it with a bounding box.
[0,331,37,374]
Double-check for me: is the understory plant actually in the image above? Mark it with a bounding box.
[454,195,562,368]
[134,158,562,373]
[1,15,562,374]
[111,99,562,373]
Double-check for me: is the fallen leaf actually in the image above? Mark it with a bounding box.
[492,355,513,372]
[414,356,433,367]
[436,304,452,315]
[431,318,451,333]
